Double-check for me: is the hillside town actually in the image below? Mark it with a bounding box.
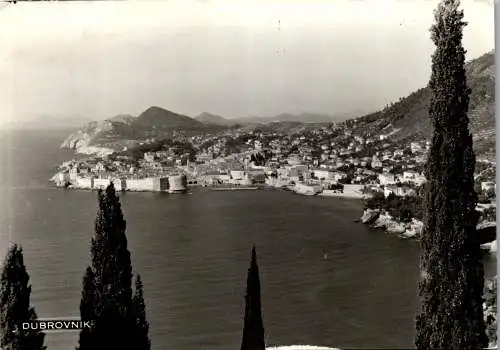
[52,120,497,195]
[52,120,496,238]
[52,118,495,196]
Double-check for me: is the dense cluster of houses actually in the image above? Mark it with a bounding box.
[53,121,496,199]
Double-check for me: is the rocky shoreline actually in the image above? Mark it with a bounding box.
[360,209,496,249]
[360,209,423,239]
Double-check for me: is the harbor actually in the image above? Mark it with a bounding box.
[211,186,259,191]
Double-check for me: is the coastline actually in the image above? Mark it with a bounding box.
[51,169,496,252]
[318,189,370,199]
[359,208,497,251]
[360,209,423,239]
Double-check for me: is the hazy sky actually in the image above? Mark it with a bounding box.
[0,0,494,125]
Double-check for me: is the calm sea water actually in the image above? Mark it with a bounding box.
[0,130,495,350]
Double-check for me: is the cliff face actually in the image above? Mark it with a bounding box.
[60,120,118,155]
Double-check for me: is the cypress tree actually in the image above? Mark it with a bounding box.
[0,245,45,350]
[241,245,265,350]
[132,275,150,350]
[77,183,150,350]
[77,267,96,350]
[415,1,488,349]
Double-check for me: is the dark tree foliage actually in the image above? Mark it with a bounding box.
[124,138,171,160]
[365,192,424,222]
[250,151,272,166]
[241,246,265,350]
[484,277,497,347]
[338,175,354,185]
[480,207,496,223]
[77,183,150,350]
[132,275,150,350]
[124,138,197,162]
[357,87,430,127]
[225,136,253,155]
[328,183,344,191]
[415,1,488,348]
[0,245,45,350]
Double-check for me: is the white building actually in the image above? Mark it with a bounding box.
[144,152,156,162]
[69,167,79,181]
[73,176,94,189]
[94,162,106,172]
[94,178,111,190]
[219,174,231,183]
[410,142,423,153]
[384,185,417,197]
[371,158,383,168]
[332,172,347,182]
[53,172,69,186]
[277,168,289,179]
[354,136,364,143]
[126,177,157,191]
[403,171,418,181]
[413,175,426,186]
[312,169,332,180]
[111,178,124,191]
[230,170,246,180]
[378,173,396,185]
[291,165,308,174]
[481,181,496,192]
[287,155,302,165]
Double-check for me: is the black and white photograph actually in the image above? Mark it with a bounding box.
[0,0,496,349]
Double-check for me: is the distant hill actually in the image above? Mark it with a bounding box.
[352,51,495,158]
[60,106,224,155]
[229,112,339,125]
[195,112,230,126]
[135,106,204,129]
[247,121,329,134]
[226,110,368,125]
[269,112,337,123]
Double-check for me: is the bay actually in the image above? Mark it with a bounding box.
[0,130,495,350]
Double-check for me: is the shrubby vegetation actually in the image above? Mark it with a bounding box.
[327,183,344,191]
[481,206,496,222]
[365,192,424,223]
[224,135,253,155]
[484,277,497,347]
[121,139,197,162]
[250,151,272,166]
[476,185,496,204]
